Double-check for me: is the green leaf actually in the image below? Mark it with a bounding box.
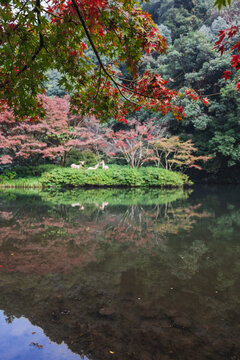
[214,0,232,10]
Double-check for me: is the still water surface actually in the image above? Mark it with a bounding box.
[0,186,240,360]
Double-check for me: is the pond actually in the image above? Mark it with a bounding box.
[0,186,240,360]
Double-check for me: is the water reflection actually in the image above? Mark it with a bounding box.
[0,312,83,360]
[0,187,240,360]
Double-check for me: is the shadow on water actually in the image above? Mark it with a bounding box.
[0,186,240,360]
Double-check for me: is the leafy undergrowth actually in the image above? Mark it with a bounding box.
[0,165,55,188]
[0,165,192,189]
[40,165,192,188]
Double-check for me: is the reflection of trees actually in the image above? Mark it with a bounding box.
[0,198,209,274]
[0,189,240,359]
[209,207,240,239]
[104,203,210,253]
[0,187,189,207]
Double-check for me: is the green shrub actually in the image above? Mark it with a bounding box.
[1,169,17,180]
[12,164,57,178]
[40,165,191,188]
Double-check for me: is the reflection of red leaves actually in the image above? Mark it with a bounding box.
[30,342,43,349]
[0,265,3,270]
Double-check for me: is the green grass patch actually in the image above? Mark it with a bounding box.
[0,177,42,188]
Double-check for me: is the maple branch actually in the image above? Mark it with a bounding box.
[16,0,44,77]
[96,5,125,47]
[35,0,44,48]
[0,0,45,90]
[13,0,29,22]
[41,7,79,25]
[204,92,221,97]
[92,67,102,102]
[71,0,139,106]
[113,73,141,84]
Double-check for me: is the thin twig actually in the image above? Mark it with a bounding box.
[71,0,139,106]
[13,0,29,22]
[92,67,102,102]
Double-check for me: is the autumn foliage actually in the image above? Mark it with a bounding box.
[150,137,211,172]
[0,96,102,166]
[214,25,240,91]
[0,0,208,121]
[0,96,210,172]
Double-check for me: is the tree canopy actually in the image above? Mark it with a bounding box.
[0,0,208,122]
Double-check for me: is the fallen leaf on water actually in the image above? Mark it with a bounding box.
[109,350,115,354]
[30,342,43,349]
[10,253,14,256]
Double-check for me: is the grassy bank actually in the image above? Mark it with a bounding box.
[0,177,42,188]
[0,165,192,189]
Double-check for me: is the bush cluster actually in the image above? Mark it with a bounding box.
[0,165,56,186]
[40,165,191,188]
[0,169,17,182]
[11,165,57,178]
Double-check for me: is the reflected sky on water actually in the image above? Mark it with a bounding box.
[0,311,86,360]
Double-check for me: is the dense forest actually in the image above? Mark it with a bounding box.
[141,0,240,183]
[43,0,240,183]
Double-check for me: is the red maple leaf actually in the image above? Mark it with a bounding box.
[223,70,232,82]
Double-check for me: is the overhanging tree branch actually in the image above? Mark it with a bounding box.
[71,0,139,106]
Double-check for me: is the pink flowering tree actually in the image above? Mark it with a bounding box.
[67,116,111,159]
[104,120,159,168]
[0,96,79,166]
[0,96,113,167]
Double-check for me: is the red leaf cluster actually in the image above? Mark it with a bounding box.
[214,25,240,91]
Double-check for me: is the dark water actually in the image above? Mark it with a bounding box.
[0,186,240,360]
